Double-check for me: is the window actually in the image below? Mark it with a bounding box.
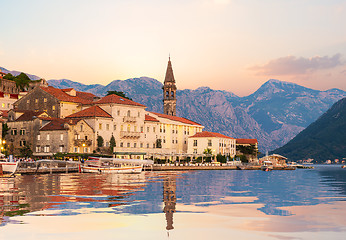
[80,124,83,131]
[147,143,149,148]
[27,100,30,104]
[11,129,17,135]
[140,143,143,148]
[35,99,38,103]
[36,146,40,152]
[20,129,25,135]
[106,124,109,130]
[147,127,149,132]
[121,125,124,131]
[85,136,88,140]
[193,140,197,147]
[84,147,88,153]
[44,98,47,103]
[193,149,197,154]
[99,123,102,130]
[74,147,78,153]
[19,140,26,146]
[127,125,130,132]
[120,142,123,147]
[141,126,143,132]
[134,126,137,132]
[127,142,130,148]
[117,110,120,116]
[127,110,131,117]
[59,145,64,152]
[134,143,137,148]
[113,124,116,131]
[153,127,156,132]
[138,112,140,117]
[208,140,212,147]
[44,145,50,152]
[52,105,56,111]
[47,134,50,140]
[37,135,40,140]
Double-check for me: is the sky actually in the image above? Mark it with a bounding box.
[0,0,346,96]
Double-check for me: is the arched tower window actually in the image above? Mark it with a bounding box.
[171,91,174,98]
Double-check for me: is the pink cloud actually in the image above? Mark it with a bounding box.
[250,54,343,76]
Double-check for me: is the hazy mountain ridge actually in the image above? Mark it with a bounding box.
[0,67,41,81]
[47,77,346,152]
[273,97,346,161]
[3,66,345,152]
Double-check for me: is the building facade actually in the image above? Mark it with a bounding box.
[187,131,236,157]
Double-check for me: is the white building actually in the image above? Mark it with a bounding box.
[187,131,236,157]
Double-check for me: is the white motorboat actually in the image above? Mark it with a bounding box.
[82,157,153,174]
[0,160,19,176]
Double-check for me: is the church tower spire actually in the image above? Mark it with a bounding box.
[163,56,177,116]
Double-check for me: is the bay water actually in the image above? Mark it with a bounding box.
[1,165,346,239]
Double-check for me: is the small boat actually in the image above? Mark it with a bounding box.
[82,157,153,174]
[261,161,273,171]
[0,160,19,176]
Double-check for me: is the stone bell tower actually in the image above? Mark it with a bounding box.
[163,56,177,116]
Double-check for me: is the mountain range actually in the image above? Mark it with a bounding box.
[47,78,346,152]
[273,97,346,162]
[1,66,345,152]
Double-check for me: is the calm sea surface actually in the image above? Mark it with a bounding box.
[1,165,346,240]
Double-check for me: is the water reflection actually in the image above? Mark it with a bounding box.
[0,166,346,239]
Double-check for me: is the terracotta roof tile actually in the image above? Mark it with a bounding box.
[236,139,258,144]
[145,114,159,122]
[65,106,112,118]
[40,118,68,131]
[40,86,93,104]
[95,94,145,107]
[15,111,46,121]
[0,110,9,118]
[190,131,234,139]
[149,112,202,126]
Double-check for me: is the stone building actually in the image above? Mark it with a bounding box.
[6,110,51,156]
[163,57,177,116]
[14,86,95,118]
[35,118,95,156]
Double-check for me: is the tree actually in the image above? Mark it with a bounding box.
[2,123,9,138]
[97,136,104,148]
[15,72,31,91]
[19,145,33,158]
[3,73,15,80]
[203,148,212,155]
[109,135,116,153]
[106,90,132,100]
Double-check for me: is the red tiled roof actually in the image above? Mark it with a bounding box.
[76,91,96,101]
[0,110,9,118]
[95,94,145,107]
[40,118,68,131]
[10,94,19,99]
[145,114,159,122]
[190,131,234,139]
[236,139,258,144]
[65,106,112,119]
[149,112,202,126]
[40,86,93,104]
[15,111,46,121]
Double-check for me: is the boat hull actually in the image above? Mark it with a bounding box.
[0,162,19,175]
[82,165,142,174]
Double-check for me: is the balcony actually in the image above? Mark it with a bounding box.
[123,116,137,123]
[120,131,141,139]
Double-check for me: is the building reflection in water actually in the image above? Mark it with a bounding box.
[163,175,176,233]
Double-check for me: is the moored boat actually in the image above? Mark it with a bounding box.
[0,160,19,176]
[82,157,153,174]
[261,161,273,171]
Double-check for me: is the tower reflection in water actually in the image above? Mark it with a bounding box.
[163,175,176,233]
